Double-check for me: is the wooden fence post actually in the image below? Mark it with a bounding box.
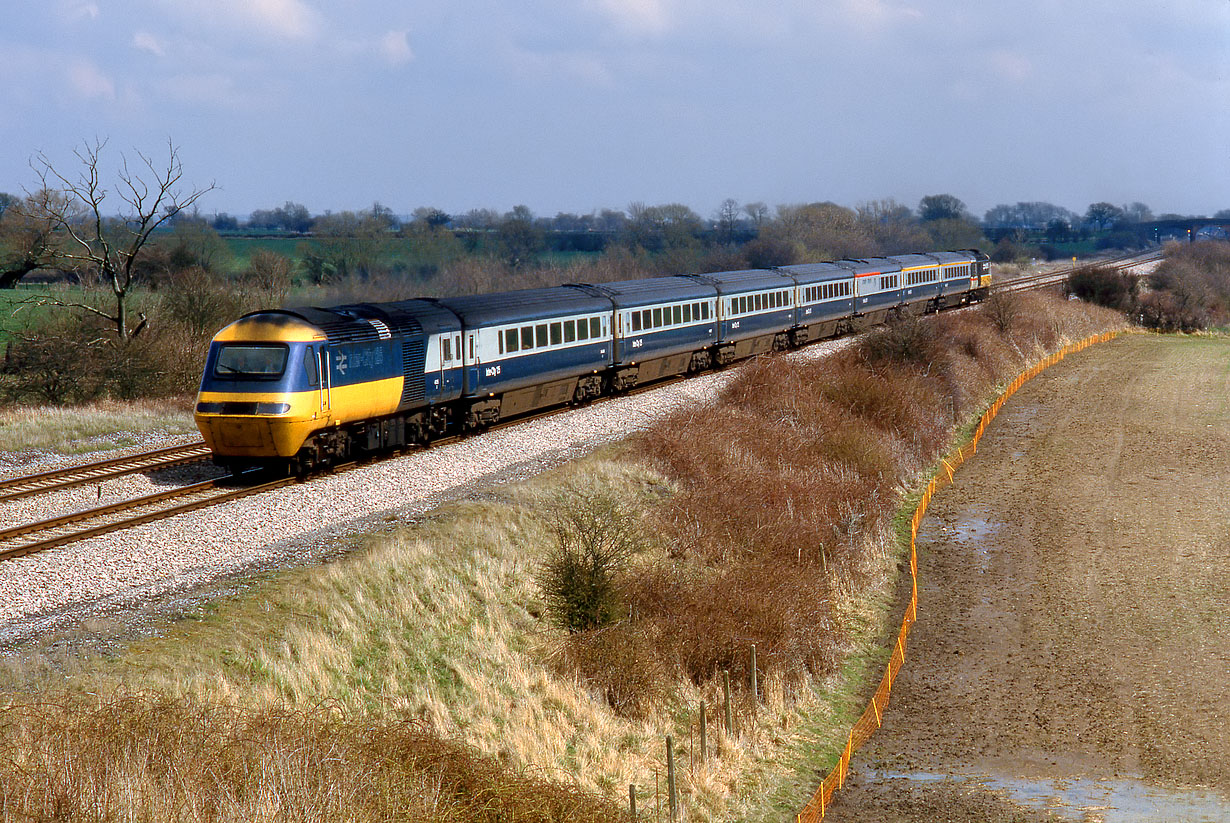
[723,670,733,734]
[666,735,678,822]
[750,644,758,702]
[699,702,708,761]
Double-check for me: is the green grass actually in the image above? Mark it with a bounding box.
[220,236,306,272]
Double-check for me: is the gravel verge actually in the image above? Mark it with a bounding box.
[0,339,852,647]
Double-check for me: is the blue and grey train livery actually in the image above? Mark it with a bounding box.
[194,248,990,472]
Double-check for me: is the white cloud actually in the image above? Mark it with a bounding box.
[585,0,672,36]
[67,59,115,100]
[379,30,414,66]
[162,0,322,41]
[133,30,167,57]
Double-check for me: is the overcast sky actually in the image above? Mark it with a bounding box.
[2,0,1227,221]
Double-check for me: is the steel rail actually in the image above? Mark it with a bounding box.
[995,249,1163,294]
[0,473,295,562]
[0,441,212,503]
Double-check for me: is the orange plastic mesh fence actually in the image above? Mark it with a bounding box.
[796,330,1120,823]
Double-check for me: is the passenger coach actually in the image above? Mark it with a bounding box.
[573,277,717,389]
[433,288,613,428]
[194,247,991,473]
[687,269,798,364]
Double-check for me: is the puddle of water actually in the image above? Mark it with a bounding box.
[936,515,999,573]
[870,770,1230,822]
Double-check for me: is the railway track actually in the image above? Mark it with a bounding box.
[995,249,1163,294]
[0,369,701,565]
[0,472,295,562]
[0,441,213,504]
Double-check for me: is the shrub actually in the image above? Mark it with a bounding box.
[858,313,941,367]
[535,486,645,634]
[1137,290,1209,332]
[1067,264,1138,311]
[983,289,1021,333]
[159,266,247,340]
[0,320,105,404]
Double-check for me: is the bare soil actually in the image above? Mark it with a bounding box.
[829,334,1230,821]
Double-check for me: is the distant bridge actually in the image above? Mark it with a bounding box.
[1138,217,1230,241]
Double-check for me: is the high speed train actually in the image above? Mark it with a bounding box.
[194,249,991,474]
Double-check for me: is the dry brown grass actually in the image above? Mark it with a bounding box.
[0,693,619,822]
[549,292,1127,723]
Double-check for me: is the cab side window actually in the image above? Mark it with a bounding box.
[303,347,318,387]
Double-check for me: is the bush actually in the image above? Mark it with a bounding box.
[1137,290,1209,332]
[535,486,645,634]
[1067,264,1138,312]
[1147,242,1230,328]
[0,320,105,405]
[983,289,1021,333]
[858,313,941,367]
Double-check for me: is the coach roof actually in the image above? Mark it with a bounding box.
[685,268,796,294]
[572,276,715,308]
[777,261,856,284]
[433,286,611,326]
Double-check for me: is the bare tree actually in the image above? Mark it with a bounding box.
[0,189,64,289]
[715,197,740,245]
[25,138,215,339]
[743,201,769,229]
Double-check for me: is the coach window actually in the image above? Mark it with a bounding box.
[631,312,641,332]
[651,307,661,327]
[590,318,601,337]
[521,326,534,350]
[535,324,548,348]
[577,318,590,340]
[564,320,576,343]
[504,329,518,353]
[443,337,453,362]
[683,304,692,323]
[673,305,682,324]
[550,322,562,346]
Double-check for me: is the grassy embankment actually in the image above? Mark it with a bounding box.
[0,400,195,456]
[0,290,1125,821]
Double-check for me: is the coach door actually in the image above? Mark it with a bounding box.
[317,346,332,418]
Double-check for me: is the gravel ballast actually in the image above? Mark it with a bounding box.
[0,341,852,643]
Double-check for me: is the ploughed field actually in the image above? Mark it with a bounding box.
[831,334,1230,822]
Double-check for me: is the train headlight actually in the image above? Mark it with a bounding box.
[195,401,291,415]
